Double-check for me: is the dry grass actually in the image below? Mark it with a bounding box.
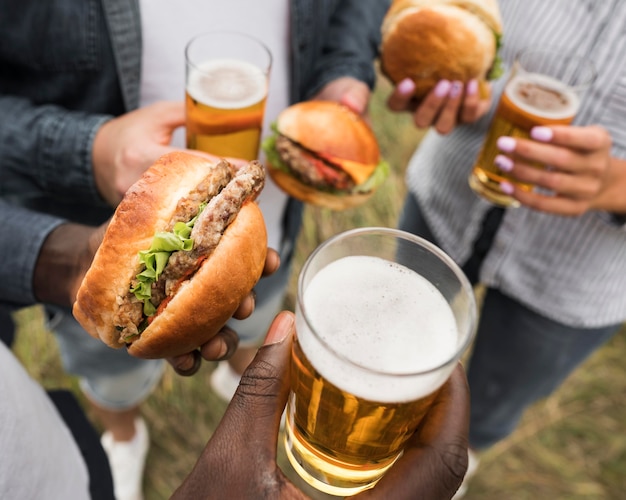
[11,75,626,499]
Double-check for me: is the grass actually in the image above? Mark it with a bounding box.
[11,74,626,499]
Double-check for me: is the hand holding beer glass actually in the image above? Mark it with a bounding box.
[469,47,597,207]
[185,31,271,161]
[284,227,477,496]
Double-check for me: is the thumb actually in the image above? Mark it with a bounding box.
[151,100,186,128]
[339,82,371,116]
[217,311,295,441]
[387,78,417,112]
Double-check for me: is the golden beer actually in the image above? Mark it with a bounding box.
[186,59,268,161]
[286,339,440,493]
[285,241,474,497]
[469,72,578,207]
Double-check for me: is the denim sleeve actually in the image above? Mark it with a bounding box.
[0,200,66,306]
[304,0,391,98]
[0,95,112,205]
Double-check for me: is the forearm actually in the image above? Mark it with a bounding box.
[0,95,111,205]
[0,201,66,306]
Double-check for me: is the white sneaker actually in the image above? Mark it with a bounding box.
[100,417,149,500]
[452,448,480,499]
[210,362,242,402]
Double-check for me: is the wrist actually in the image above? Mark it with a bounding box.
[34,223,95,307]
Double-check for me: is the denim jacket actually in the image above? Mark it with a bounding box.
[0,0,390,305]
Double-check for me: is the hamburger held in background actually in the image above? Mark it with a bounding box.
[380,0,504,101]
[262,101,390,211]
[73,152,267,359]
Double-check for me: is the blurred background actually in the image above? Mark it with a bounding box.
[11,74,626,499]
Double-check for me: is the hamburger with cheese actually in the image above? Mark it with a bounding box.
[262,101,389,211]
[380,0,504,100]
[73,152,267,359]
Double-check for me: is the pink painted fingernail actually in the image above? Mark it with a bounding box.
[497,136,517,152]
[397,78,416,96]
[500,181,515,195]
[450,81,463,98]
[466,79,479,96]
[434,79,452,98]
[531,126,553,142]
[495,154,514,172]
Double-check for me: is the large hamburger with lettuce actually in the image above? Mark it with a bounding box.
[73,152,267,359]
[262,101,389,211]
[380,0,504,100]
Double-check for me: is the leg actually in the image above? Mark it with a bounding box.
[48,307,164,500]
[467,288,622,449]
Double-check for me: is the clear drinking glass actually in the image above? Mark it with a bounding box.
[185,31,272,161]
[284,227,477,496]
[469,46,597,207]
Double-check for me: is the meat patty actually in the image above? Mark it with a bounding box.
[275,135,355,190]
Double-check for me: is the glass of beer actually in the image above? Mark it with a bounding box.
[284,227,477,496]
[185,31,271,161]
[468,47,597,207]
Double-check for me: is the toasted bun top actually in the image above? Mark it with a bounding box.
[276,101,380,167]
[381,0,503,100]
[73,152,267,358]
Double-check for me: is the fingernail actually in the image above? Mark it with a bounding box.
[397,78,416,96]
[264,311,294,346]
[500,181,515,195]
[495,154,514,172]
[531,126,553,142]
[466,79,478,96]
[449,81,463,98]
[497,136,517,153]
[434,79,452,98]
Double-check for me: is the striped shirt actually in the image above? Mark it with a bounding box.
[406,0,626,328]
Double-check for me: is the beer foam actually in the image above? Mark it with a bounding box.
[187,59,267,109]
[505,73,580,120]
[298,256,459,402]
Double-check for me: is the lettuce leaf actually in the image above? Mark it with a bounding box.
[130,203,206,316]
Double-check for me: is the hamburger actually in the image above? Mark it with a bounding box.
[380,0,504,101]
[73,152,267,359]
[262,101,389,211]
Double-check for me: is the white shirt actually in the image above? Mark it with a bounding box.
[139,0,291,251]
[0,343,90,499]
[406,0,626,327]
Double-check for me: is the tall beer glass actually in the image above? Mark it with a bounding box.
[284,227,477,496]
[469,47,596,207]
[185,31,271,161]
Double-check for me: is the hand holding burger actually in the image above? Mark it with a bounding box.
[380,0,504,101]
[73,152,268,359]
[262,101,389,211]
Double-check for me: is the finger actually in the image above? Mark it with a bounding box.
[214,312,295,451]
[152,100,186,128]
[503,159,599,200]
[531,124,611,153]
[340,82,371,116]
[168,349,202,377]
[459,79,481,123]
[358,365,470,500]
[434,81,464,134]
[233,291,255,319]
[199,325,239,361]
[496,136,581,174]
[499,181,589,216]
[263,248,281,277]
[387,78,417,112]
[413,80,451,129]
